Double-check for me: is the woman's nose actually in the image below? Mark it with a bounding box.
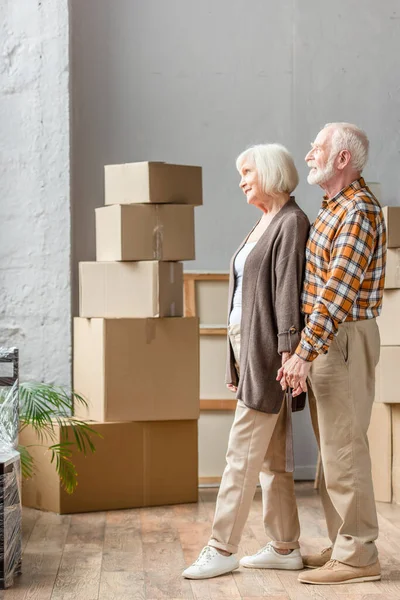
[239,176,245,188]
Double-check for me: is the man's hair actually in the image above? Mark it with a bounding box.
[236,143,299,195]
[324,122,369,172]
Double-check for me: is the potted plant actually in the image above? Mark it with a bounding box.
[17,383,101,494]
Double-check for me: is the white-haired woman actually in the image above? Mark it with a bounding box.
[183,144,310,580]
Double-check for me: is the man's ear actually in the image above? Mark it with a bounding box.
[337,149,351,171]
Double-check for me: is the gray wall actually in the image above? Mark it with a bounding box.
[0,1,71,385]
[70,0,400,475]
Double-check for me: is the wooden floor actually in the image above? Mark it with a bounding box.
[4,482,400,600]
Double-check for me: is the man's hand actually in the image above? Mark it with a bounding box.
[227,384,237,393]
[281,351,291,366]
[277,354,311,397]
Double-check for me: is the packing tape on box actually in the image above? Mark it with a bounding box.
[169,263,175,283]
[145,319,157,344]
[152,207,164,260]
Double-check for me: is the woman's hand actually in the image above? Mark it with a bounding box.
[281,351,291,366]
[227,384,237,393]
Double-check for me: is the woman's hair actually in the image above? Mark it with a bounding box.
[236,143,299,195]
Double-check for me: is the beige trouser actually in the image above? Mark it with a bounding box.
[208,324,300,554]
[307,318,380,567]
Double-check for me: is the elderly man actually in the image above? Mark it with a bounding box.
[278,122,386,585]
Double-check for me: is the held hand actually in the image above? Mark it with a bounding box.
[281,352,291,366]
[277,354,310,396]
[227,384,238,393]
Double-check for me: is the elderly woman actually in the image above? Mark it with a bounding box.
[183,144,310,580]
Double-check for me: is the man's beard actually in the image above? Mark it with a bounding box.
[307,153,336,185]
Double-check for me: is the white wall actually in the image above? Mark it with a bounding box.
[70,0,400,474]
[0,1,71,385]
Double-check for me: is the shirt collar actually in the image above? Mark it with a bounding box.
[322,177,366,208]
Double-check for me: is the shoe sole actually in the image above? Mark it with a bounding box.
[182,565,240,580]
[240,561,304,571]
[299,574,381,585]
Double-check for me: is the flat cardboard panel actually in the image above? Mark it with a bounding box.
[198,411,235,478]
[79,261,183,318]
[392,405,400,503]
[382,206,400,248]
[105,161,202,206]
[74,317,200,422]
[196,280,229,325]
[375,347,400,404]
[96,204,195,262]
[377,290,400,345]
[200,335,232,399]
[20,420,198,513]
[385,248,400,289]
[368,403,392,503]
[143,420,198,506]
[73,318,105,417]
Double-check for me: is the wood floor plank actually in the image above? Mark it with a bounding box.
[144,568,194,599]
[98,571,145,600]
[189,572,240,600]
[20,507,40,553]
[8,483,400,599]
[51,571,100,600]
[64,512,106,550]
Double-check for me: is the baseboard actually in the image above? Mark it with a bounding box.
[199,465,317,488]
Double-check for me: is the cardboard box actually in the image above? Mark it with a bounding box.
[96,204,195,262]
[368,403,392,503]
[74,317,199,422]
[392,405,400,503]
[79,261,183,318]
[385,248,400,289]
[375,347,400,404]
[200,335,232,399]
[105,161,202,206]
[377,290,400,345]
[382,206,400,248]
[20,420,198,514]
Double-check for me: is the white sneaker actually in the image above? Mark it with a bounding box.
[182,546,240,579]
[240,542,303,570]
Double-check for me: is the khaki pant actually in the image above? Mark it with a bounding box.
[308,318,380,567]
[208,324,300,554]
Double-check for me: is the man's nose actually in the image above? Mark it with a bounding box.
[305,149,313,162]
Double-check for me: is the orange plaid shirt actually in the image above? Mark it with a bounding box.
[296,177,386,362]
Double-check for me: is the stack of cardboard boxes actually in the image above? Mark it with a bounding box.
[373,206,400,502]
[22,162,202,514]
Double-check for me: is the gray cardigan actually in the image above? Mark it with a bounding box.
[225,197,310,414]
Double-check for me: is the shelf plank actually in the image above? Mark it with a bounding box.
[200,399,237,411]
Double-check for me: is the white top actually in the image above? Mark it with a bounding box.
[229,242,257,326]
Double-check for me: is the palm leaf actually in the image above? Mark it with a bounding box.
[49,442,78,495]
[56,417,101,455]
[18,444,34,479]
[17,382,101,494]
